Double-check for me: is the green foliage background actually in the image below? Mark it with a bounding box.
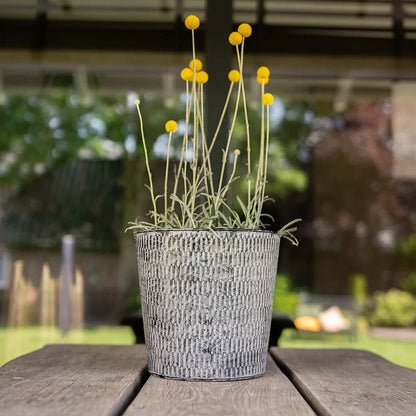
[370,289,416,327]
[0,92,311,226]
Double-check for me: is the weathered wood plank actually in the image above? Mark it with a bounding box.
[270,348,416,416]
[0,344,148,416]
[125,354,315,416]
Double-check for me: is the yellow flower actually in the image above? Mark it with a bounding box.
[262,93,274,106]
[185,15,200,30]
[238,23,252,38]
[181,67,193,81]
[189,59,203,71]
[196,71,209,84]
[256,75,269,85]
[228,70,240,83]
[234,149,241,156]
[257,66,270,79]
[165,120,178,133]
[228,31,243,46]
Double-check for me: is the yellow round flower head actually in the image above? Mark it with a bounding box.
[165,120,178,133]
[262,93,274,106]
[228,31,243,46]
[196,71,209,84]
[234,149,241,156]
[256,75,269,85]
[257,66,270,79]
[189,59,203,71]
[228,70,240,83]
[238,23,252,38]
[181,67,193,81]
[185,15,200,30]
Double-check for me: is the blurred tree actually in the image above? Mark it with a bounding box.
[0,92,310,220]
[311,99,414,293]
[0,93,180,185]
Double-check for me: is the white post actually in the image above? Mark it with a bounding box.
[392,82,416,179]
[60,234,74,335]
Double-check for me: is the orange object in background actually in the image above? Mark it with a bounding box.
[294,316,322,332]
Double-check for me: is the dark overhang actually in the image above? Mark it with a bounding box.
[1,0,416,56]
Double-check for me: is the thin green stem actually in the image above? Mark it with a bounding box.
[191,29,198,220]
[236,41,252,221]
[215,70,242,205]
[220,152,239,199]
[195,84,214,198]
[198,84,213,199]
[191,87,199,218]
[171,80,191,211]
[164,131,173,217]
[260,104,270,219]
[135,100,157,225]
[255,82,265,227]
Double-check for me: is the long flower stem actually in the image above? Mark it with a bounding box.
[191,29,198,220]
[216,70,242,202]
[194,85,214,195]
[171,81,191,211]
[236,41,252,222]
[254,81,265,227]
[191,87,199,218]
[220,152,239,199]
[260,104,270,218]
[135,100,157,225]
[198,84,214,201]
[164,131,173,217]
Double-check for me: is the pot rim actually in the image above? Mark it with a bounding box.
[133,227,278,236]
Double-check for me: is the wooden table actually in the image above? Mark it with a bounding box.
[0,345,415,415]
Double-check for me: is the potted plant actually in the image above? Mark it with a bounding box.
[128,15,300,381]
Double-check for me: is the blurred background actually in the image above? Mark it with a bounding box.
[0,0,415,367]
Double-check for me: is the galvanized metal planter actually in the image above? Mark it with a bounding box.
[134,229,280,381]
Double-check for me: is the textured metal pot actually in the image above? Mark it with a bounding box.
[134,229,280,381]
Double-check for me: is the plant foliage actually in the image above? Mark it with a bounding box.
[127,17,301,245]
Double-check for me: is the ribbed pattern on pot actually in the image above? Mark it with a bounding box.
[135,229,280,381]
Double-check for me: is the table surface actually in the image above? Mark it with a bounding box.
[0,345,415,416]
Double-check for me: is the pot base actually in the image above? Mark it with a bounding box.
[150,371,265,382]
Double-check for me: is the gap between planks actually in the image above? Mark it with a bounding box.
[269,348,328,416]
[109,365,150,416]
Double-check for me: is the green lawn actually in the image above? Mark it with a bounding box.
[279,331,416,370]
[1,326,415,370]
[0,326,134,366]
